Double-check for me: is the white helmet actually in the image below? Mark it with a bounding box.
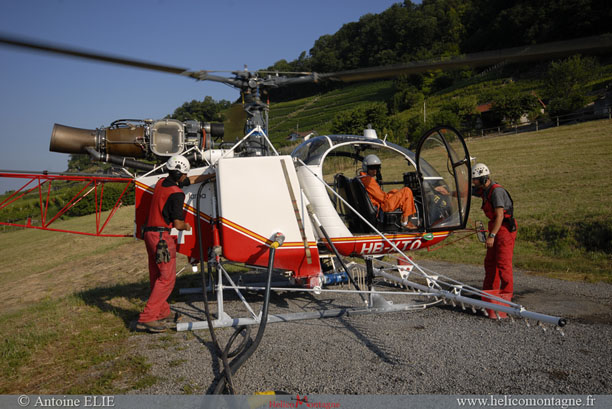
[472,163,490,179]
[362,154,382,171]
[166,155,190,174]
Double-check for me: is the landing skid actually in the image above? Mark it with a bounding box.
[176,255,566,332]
[177,259,435,331]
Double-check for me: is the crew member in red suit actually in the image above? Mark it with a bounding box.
[136,155,215,333]
[471,163,517,316]
[358,154,416,228]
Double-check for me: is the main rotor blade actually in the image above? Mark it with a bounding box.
[319,34,612,83]
[0,32,196,76]
[3,32,611,90]
[0,33,249,87]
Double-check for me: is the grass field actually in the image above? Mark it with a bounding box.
[0,119,610,393]
[416,119,612,282]
[0,208,150,393]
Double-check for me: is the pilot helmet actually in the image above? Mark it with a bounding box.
[362,154,382,172]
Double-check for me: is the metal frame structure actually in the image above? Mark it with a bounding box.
[0,170,133,237]
[176,251,567,333]
[176,257,438,332]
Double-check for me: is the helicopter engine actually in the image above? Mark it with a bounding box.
[49,119,224,170]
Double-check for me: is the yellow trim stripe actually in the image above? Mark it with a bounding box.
[328,231,449,242]
[220,217,316,248]
[135,181,155,193]
[136,181,212,222]
[184,204,213,222]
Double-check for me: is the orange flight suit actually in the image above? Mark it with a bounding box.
[358,172,415,220]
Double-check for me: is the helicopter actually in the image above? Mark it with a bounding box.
[2,33,607,319]
[1,32,606,393]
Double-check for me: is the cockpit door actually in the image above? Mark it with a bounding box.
[415,126,471,232]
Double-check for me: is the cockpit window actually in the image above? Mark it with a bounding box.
[315,139,420,233]
[292,137,332,165]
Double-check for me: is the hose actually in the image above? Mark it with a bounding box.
[212,237,280,394]
[84,146,154,171]
[195,177,280,394]
[195,178,246,393]
[194,177,238,392]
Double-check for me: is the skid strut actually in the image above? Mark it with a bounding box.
[176,264,429,331]
[177,255,566,331]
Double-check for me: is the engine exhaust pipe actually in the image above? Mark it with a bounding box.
[51,123,148,158]
[50,123,97,154]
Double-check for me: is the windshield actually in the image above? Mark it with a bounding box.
[292,136,333,166]
[417,127,471,230]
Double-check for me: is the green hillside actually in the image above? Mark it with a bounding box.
[257,58,612,149]
[268,80,395,141]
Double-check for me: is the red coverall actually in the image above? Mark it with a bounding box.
[358,172,416,220]
[481,184,517,296]
[138,179,182,324]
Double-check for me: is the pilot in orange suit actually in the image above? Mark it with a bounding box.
[136,155,215,333]
[358,154,416,228]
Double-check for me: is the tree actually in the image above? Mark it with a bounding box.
[464,0,612,51]
[490,85,540,126]
[169,96,231,123]
[66,182,134,217]
[440,96,479,128]
[67,154,94,172]
[545,55,600,117]
[331,103,390,135]
[390,83,424,114]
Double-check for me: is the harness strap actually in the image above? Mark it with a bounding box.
[143,226,171,233]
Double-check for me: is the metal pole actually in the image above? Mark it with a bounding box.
[365,257,374,307]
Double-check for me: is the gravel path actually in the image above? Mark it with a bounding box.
[128,260,612,395]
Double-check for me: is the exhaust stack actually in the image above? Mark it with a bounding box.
[49,119,225,171]
[50,123,97,154]
[50,123,148,158]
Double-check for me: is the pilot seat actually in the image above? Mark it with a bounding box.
[334,174,404,233]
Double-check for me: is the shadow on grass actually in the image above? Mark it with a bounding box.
[75,281,148,328]
[74,272,205,328]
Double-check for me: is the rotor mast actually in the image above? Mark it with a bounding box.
[190,68,318,156]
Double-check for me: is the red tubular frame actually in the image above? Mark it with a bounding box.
[0,172,134,237]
